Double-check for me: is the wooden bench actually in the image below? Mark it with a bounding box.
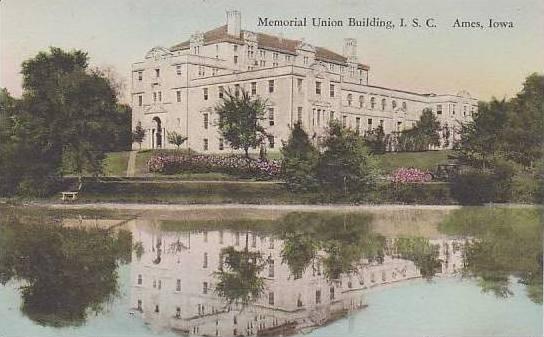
[61,191,79,201]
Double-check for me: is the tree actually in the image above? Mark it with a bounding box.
[215,88,267,158]
[167,130,188,149]
[1,47,124,195]
[280,121,319,191]
[455,99,509,168]
[363,124,386,154]
[317,120,379,196]
[132,122,146,150]
[398,108,441,152]
[502,73,544,167]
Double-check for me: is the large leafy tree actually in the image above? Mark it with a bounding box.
[317,120,379,196]
[280,121,319,191]
[1,47,126,195]
[502,73,544,167]
[215,88,267,158]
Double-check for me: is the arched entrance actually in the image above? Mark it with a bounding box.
[152,117,162,149]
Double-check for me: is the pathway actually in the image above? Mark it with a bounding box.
[126,150,137,177]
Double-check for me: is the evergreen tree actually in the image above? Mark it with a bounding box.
[132,122,146,150]
[280,121,319,191]
[317,120,379,196]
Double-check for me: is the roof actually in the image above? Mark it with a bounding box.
[170,25,370,70]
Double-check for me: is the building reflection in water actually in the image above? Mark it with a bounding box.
[128,220,464,337]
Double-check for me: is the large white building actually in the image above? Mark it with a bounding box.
[131,10,477,152]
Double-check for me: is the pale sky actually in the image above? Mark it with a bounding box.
[1,0,543,101]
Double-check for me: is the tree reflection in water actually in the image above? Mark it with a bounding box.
[0,217,132,327]
[439,207,543,304]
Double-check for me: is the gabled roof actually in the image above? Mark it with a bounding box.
[170,25,370,70]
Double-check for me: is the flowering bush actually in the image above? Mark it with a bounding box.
[389,168,433,183]
[148,154,281,179]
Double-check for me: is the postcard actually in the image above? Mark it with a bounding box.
[0,1,542,336]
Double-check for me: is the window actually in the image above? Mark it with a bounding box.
[342,115,347,127]
[330,286,335,300]
[176,90,181,103]
[203,139,208,151]
[155,68,160,78]
[218,86,224,98]
[268,292,275,305]
[203,113,209,129]
[437,104,442,115]
[203,88,208,100]
[463,105,467,116]
[297,78,303,92]
[315,81,321,95]
[137,274,143,285]
[268,135,275,149]
[268,259,275,277]
[268,108,274,126]
[138,95,143,106]
[138,71,143,81]
[176,65,182,75]
[234,84,240,97]
[355,117,360,131]
[452,104,456,115]
[347,93,353,106]
[153,92,157,102]
[330,111,335,120]
[198,66,205,76]
[203,282,208,294]
[234,55,238,64]
[176,279,181,292]
[317,109,321,125]
[370,97,376,109]
[297,295,303,307]
[219,138,224,150]
[251,82,257,95]
[203,252,208,268]
[233,45,238,52]
[273,52,278,60]
[397,121,402,131]
[392,100,397,110]
[155,305,160,313]
[297,107,303,123]
[359,95,364,108]
[402,101,407,111]
[303,56,308,65]
[137,299,143,311]
[381,98,386,111]
[268,80,274,93]
[367,118,373,130]
[316,290,321,304]
[176,307,181,319]
[329,84,335,97]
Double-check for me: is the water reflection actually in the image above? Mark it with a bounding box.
[0,216,132,327]
[128,213,463,337]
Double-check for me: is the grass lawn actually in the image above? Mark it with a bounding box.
[376,150,453,173]
[103,151,131,176]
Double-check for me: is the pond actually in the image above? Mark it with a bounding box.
[0,206,542,337]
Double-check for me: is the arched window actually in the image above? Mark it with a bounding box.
[370,97,376,109]
[392,100,397,110]
[347,93,353,106]
[359,95,364,108]
[381,98,386,111]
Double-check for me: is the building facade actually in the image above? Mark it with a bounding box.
[131,10,477,152]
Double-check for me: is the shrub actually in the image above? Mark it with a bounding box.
[450,169,497,205]
[148,154,281,179]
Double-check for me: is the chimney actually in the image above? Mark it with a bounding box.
[226,10,241,38]
[343,38,357,62]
